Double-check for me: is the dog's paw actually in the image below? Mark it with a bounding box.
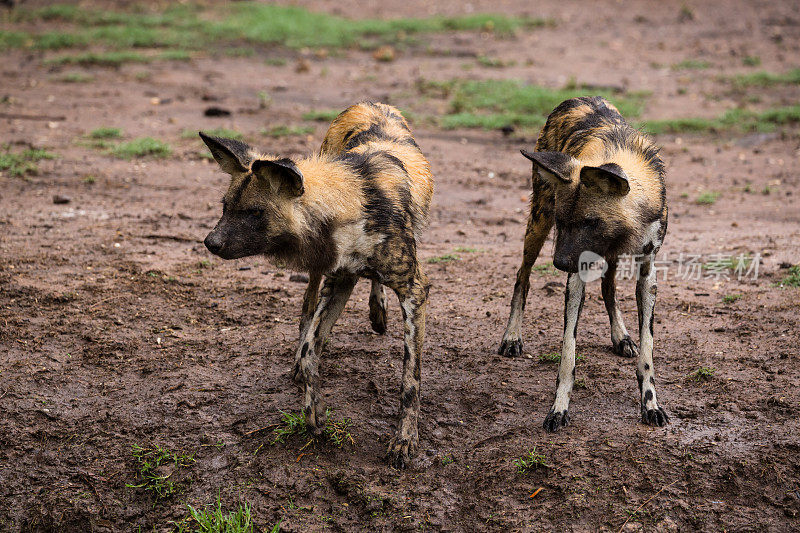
[543,409,570,433]
[369,307,387,335]
[498,338,523,358]
[614,335,639,358]
[641,406,669,427]
[386,435,419,469]
[290,361,303,383]
[304,403,327,436]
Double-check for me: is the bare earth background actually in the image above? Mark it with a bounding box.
[1,0,799,531]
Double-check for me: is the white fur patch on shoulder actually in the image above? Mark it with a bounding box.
[331,221,385,273]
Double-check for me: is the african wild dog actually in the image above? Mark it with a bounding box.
[200,102,433,468]
[498,96,669,431]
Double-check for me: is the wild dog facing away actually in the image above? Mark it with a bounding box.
[498,96,669,431]
[200,102,434,468]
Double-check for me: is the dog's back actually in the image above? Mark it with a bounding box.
[537,97,665,215]
[321,102,434,238]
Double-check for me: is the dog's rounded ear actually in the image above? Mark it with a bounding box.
[252,158,304,197]
[580,163,630,195]
[520,150,575,185]
[199,132,251,175]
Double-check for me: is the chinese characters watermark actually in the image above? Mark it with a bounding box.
[577,252,760,282]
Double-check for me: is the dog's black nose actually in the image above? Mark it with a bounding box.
[204,232,224,255]
[553,256,578,273]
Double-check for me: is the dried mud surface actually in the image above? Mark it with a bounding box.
[1,0,799,531]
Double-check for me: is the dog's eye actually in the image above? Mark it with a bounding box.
[584,217,602,227]
[247,208,264,218]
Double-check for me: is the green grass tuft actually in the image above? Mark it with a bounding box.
[742,56,761,67]
[177,497,258,533]
[695,191,720,205]
[427,254,461,264]
[671,59,711,70]
[514,448,548,474]
[126,443,195,501]
[262,125,314,138]
[689,367,715,382]
[160,49,191,61]
[270,410,353,448]
[89,127,123,139]
[538,352,561,363]
[722,294,742,304]
[34,31,88,50]
[0,30,31,50]
[111,137,172,159]
[729,68,800,88]
[58,72,94,83]
[532,261,557,275]
[0,147,57,177]
[778,265,800,288]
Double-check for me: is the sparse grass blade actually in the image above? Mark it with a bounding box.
[126,443,195,502]
[514,448,548,474]
[180,497,255,533]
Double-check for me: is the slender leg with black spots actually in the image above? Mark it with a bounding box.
[292,271,322,382]
[368,280,388,334]
[387,267,429,468]
[636,256,669,426]
[294,274,358,432]
[299,271,322,335]
[543,272,585,432]
[498,189,554,357]
[601,261,638,358]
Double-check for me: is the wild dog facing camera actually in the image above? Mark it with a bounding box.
[520,149,632,273]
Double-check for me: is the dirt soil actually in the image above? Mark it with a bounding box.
[2,0,800,531]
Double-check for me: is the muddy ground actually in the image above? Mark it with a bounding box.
[2,0,800,531]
